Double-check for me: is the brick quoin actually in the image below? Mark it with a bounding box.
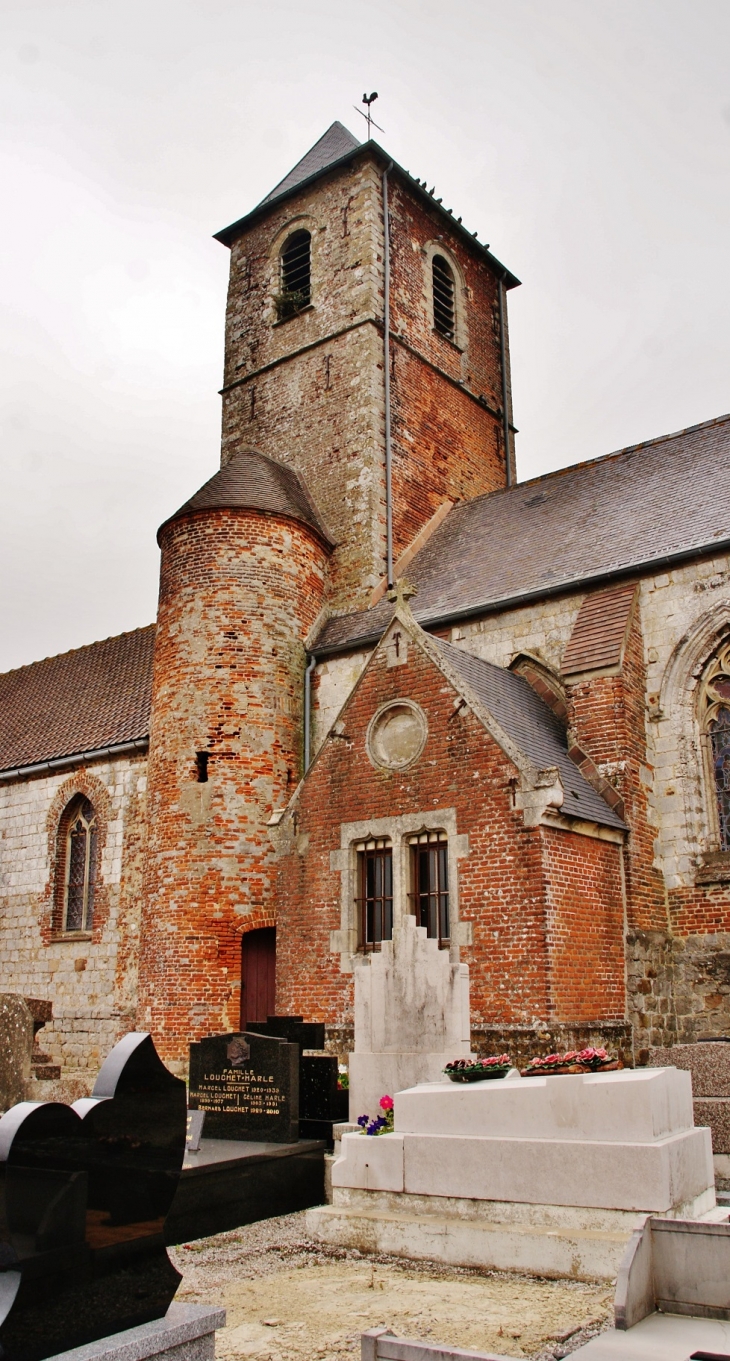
[274,634,625,1040]
[138,507,328,1069]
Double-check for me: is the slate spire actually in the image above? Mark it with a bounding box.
[256,121,360,210]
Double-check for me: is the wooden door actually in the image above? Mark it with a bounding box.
[240,926,276,1028]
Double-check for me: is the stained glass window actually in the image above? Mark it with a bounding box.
[710,710,730,852]
[699,640,730,853]
[63,798,97,932]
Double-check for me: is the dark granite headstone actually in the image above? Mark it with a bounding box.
[247,1015,325,1053]
[188,1032,299,1143]
[0,1031,186,1361]
[300,1053,349,1140]
[246,1017,347,1142]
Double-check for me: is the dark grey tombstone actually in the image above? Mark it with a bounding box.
[188,1032,299,1142]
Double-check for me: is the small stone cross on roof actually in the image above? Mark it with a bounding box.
[387,578,418,607]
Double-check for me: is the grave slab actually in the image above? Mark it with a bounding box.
[310,1068,718,1280]
[165,1137,325,1243]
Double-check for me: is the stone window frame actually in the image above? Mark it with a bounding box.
[329,807,470,973]
[42,770,112,945]
[58,794,98,934]
[422,240,468,353]
[267,213,318,327]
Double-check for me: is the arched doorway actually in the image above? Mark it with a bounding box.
[240,926,276,1028]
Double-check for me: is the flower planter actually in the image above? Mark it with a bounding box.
[444,1054,512,1083]
[446,1066,511,1083]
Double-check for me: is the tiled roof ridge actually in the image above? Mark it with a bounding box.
[0,624,155,684]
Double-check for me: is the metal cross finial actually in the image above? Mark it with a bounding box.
[354,91,385,139]
[387,578,417,607]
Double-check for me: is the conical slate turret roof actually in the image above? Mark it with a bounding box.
[158,448,333,546]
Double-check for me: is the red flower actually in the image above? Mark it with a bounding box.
[379,1095,394,1111]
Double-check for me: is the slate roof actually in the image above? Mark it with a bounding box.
[314,412,730,655]
[256,122,360,210]
[158,448,333,546]
[433,636,626,830]
[0,627,155,775]
[213,124,520,286]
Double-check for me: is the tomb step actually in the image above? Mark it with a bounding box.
[306,1202,633,1283]
[32,1064,61,1080]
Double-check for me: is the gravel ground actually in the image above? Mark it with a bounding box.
[169,1212,614,1361]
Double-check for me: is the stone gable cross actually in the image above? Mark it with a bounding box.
[386,578,418,607]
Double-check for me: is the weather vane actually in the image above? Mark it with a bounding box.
[354,91,385,139]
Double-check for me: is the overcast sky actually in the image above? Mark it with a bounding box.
[1,0,729,672]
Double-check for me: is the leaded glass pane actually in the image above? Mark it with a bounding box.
[710,709,730,852]
[66,820,87,931]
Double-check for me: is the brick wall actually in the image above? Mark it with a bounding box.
[0,754,147,1097]
[567,601,667,934]
[275,625,625,1048]
[138,507,328,1068]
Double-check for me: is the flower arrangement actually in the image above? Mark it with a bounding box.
[337,1064,349,1091]
[444,1054,512,1083]
[521,1047,620,1077]
[357,1094,395,1136]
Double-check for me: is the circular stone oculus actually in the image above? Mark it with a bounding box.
[367,700,428,770]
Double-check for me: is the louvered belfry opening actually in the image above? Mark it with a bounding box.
[279,229,311,318]
[432,254,456,340]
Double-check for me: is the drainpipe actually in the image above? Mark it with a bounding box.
[498,272,512,489]
[303,651,316,772]
[383,160,394,585]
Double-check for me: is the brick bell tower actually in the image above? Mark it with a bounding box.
[137,122,520,1066]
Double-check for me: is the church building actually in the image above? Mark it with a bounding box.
[2,122,730,1094]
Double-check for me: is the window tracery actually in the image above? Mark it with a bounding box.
[61,796,98,932]
[699,640,730,851]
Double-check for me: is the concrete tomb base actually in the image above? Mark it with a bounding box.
[46,1305,225,1361]
[308,1067,719,1281]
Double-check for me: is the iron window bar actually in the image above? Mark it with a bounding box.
[408,830,450,947]
[276,230,312,320]
[432,255,456,340]
[355,838,393,950]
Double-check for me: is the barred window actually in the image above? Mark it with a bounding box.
[408,830,449,946]
[276,230,311,320]
[356,838,392,950]
[432,255,456,340]
[62,796,98,932]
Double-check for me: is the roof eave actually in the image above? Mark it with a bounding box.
[213,139,520,288]
[311,533,730,659]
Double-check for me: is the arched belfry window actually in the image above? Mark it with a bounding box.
[276,229,311,321]
[699,641,730,851]
[432,254,456,340]
[61,796,98,931]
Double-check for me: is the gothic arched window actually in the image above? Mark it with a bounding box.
[700,641,730,852]
[432,254,456,340]
[61,796,98,932]
[276,230,311,320]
